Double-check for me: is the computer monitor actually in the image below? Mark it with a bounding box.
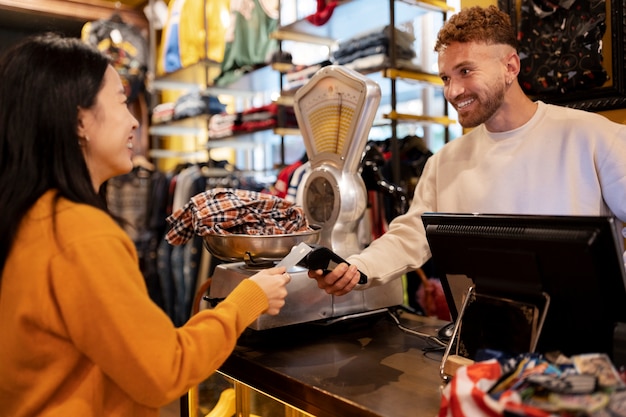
[422,213,626,358]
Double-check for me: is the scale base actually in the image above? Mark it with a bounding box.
[209,262,404,330]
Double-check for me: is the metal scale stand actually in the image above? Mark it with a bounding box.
[206,66,403,330]
[294,65,404,321]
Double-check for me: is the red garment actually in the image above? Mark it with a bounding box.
[272,160,303,199]
[306,0,338,26]
[416,272,450,321]
[368,189,388,240]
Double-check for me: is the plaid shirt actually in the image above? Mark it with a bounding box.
[165,188,311,245]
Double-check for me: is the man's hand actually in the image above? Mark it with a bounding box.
[307,263,361,296]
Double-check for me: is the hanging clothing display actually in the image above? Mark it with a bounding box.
[270,154,307,199]
[159,165,207,327]
[157,0,230,75]
[107,165,169,310]
[517,0,608,95]
[107,162,228,326]
[215,0,279,86]
[81,16,149,102]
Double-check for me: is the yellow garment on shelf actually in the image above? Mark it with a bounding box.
[157,0,230,76]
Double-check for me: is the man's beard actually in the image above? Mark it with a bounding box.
[456,82,506,128]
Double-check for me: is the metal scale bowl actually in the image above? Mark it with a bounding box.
[206,66,404,330]
[203,227,320,266]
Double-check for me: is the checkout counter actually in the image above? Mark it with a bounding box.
[200,309,448,417]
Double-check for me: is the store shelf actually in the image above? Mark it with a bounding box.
[274,127,301,136]
[273,0,453,45]
[206,139,258,150]
[383,68,443,86]
[271,62,294,73]
[384,110,456,125]
[150,66,281,140]
[148,149,208,159]
[211,65,280,96]
[271,0,455,185]
[205,128,284,149]
[275,95,295,106]
[408,0,454,12]
[151,62,278,98]
[151,60,221,91]
[149,117,208,137]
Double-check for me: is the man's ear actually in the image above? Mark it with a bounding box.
[505,51,521,79]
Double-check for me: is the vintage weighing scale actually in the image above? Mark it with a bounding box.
[205,66,404,330]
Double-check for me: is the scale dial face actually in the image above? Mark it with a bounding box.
[305,176,337,224]
[295,74,364,159]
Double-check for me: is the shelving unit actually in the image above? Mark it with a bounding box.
[147,51,289,174]
[272,0,456,186]
[146,0,457,183]
[145,0,297,176]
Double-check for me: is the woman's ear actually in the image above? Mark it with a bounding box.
[76,107,88,139]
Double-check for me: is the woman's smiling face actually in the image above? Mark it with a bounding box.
[78,65,139,190]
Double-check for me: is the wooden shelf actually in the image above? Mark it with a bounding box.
[383,68,443,86]
[274,127,301,136]
[151,60,221,91]
[149,117,209,137]
[384,110,456,126]
[148,149,208,159]
[0,0,148,30]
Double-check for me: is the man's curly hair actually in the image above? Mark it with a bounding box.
[434,5,518,52]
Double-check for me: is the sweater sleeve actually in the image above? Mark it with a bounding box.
[49,230,267,407]
[596,122,626,223]
[347,156,437,287]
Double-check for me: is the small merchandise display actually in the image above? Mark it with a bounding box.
[439,352,626,417]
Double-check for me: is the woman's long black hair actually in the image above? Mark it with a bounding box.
[0,33,110,277]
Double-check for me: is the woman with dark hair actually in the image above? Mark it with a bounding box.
[0,33,291,416]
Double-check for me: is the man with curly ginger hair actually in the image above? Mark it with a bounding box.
[433,5,532,130]
[307,5,626,308]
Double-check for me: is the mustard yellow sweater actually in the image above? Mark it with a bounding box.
[0,190,267,417]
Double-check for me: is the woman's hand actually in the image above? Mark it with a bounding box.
[307,263,361,296]
[249,266,291,315]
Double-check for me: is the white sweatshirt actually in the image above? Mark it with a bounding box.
[349,101,626,286]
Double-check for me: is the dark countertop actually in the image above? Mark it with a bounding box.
[219,309,448,417]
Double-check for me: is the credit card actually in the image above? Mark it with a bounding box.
[276,242,314,270]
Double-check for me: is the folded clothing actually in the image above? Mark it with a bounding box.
[165,188,312,245]
[232,103,279,133]
[173,92,226,120]
[332,25,415,64]
[151,102,175,124]
[208,113,236,139]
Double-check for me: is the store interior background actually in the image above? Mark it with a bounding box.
[2,0,626,327]
[2,0,624,167]
[2,1,625,415]
[2,0,625,321]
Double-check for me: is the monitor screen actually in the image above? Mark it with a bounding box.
[422,213,626,358]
